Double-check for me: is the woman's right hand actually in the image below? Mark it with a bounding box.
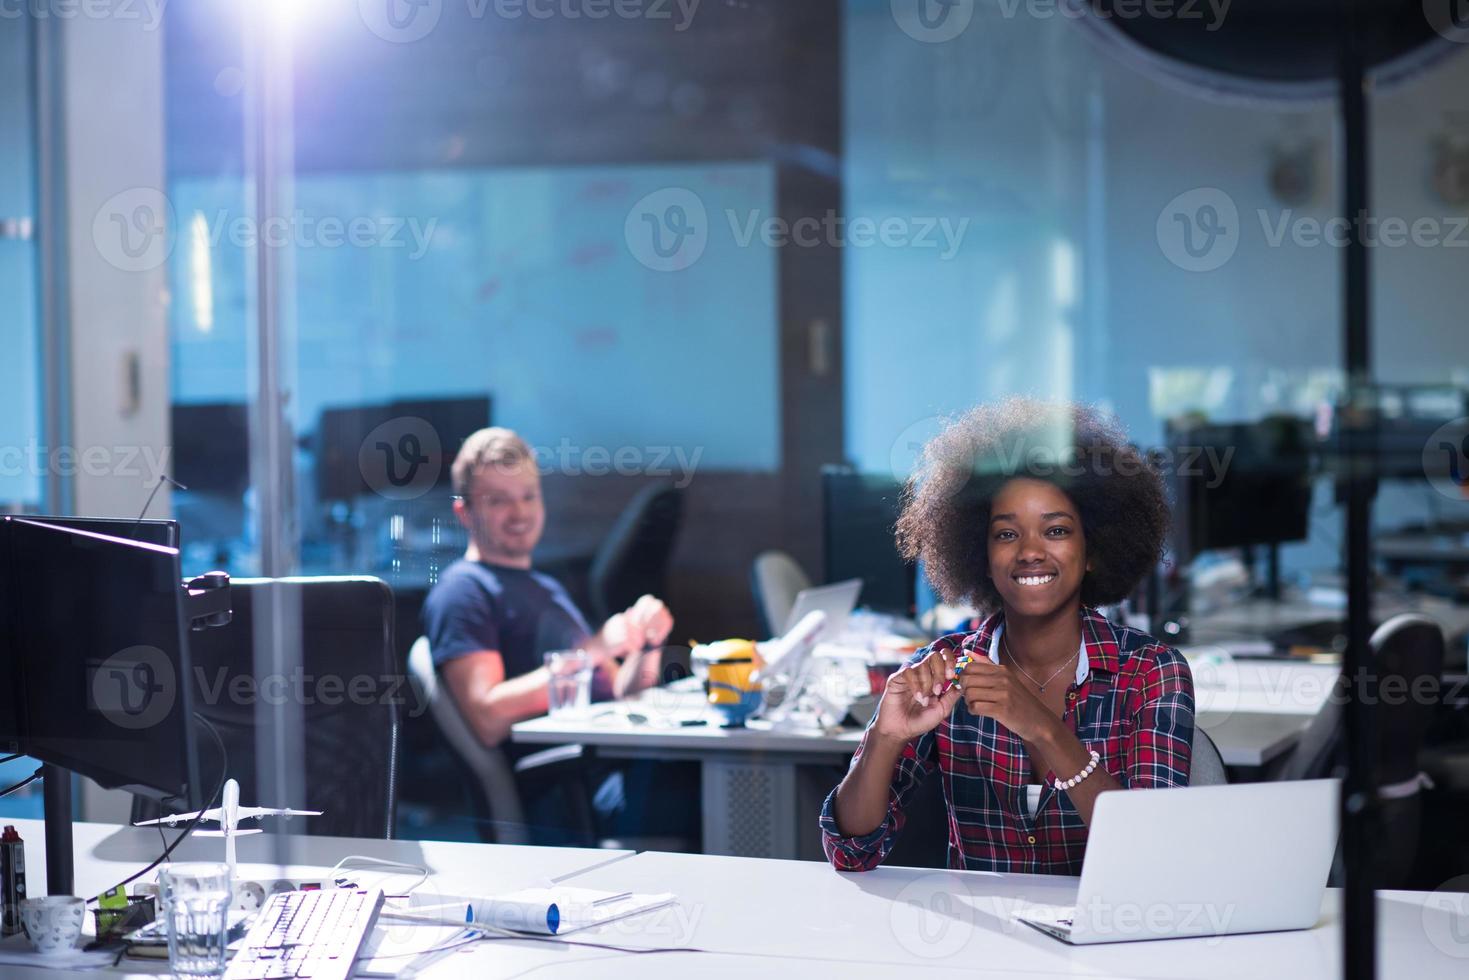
[872,647,963,744]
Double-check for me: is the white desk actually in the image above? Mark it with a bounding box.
[1182,652,1339,767]
[525,850,1469,980]
[8,818,632,906]
[8,826,1467,979]
[514,681,857,860]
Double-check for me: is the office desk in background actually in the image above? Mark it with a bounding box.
[514,681,860,860]
[513,657,1335,857]
[8,820,1466,980]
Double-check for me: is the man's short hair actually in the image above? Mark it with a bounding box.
[452,427,536,496]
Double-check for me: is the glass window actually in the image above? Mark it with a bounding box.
[0,14,43,513]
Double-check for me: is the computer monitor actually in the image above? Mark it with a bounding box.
[1322,384,1469,481]
[34,516,179,549]
[821,467,915,615]
[130,577,397,838]
[1167,416,1313,558]
[0,517,202,806]
[170,402,251,497]
[315,395,491,502]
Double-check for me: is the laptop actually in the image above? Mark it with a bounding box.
[1015,779,1338,944]
[781,578,863,638]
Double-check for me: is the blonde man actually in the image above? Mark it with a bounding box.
[424,427,673,749]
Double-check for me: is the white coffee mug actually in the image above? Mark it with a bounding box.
[20,896,85,955]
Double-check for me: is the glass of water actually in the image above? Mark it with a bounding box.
[159,862,232,977]
[545,649,594,716]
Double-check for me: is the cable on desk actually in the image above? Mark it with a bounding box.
[376,909,711,955]
[88,713,229,904]
[328,855,430,894]
[0,768,43,798]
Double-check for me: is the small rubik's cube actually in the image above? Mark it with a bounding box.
[954,654,974,672]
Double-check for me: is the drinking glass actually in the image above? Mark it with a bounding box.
[544,649,594,716]
[159,862,232,978]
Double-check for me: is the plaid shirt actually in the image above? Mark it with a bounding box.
[820,607,1194,875]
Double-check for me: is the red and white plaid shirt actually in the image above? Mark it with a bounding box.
[821,607,1195,875]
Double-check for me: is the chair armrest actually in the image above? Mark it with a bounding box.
[513,743,587,774]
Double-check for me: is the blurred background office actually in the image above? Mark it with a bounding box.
[2,0,1468,877]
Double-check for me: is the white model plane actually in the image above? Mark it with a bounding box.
[134,778,321,881]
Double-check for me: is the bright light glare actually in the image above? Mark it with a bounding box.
[261,0,331,34]
[190,211,214,334]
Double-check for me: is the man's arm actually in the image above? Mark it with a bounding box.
[439,650,551,748]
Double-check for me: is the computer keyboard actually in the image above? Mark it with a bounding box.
[224,887,384,980]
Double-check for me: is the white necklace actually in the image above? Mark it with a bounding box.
[1002,633,1077,693]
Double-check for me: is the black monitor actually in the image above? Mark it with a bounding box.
[315,395,491,502]
[821,466,915,616]
[129,577,397,838]
[0,517,202,807]
[1167,416,1314,559]
[1322,385,1469,481]
[170,402,250,496]
[33,516,179,549]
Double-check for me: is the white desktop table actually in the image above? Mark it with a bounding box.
[516,849,1469,980]
[10,824,1465,979]
[7,818,632,907]
[1182,651,1342,767]
[513,681,859,859]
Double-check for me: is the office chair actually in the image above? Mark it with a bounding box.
[407,637,532,844]
[1278,613,1445,888]
[750,550,813,639]
[409,636,632,847]
[587,483,684,625]
[1189,726,1228,786]
[133,577,400,839]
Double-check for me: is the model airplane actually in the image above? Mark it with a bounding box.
[134,778,321,881]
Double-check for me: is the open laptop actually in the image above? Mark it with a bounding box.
[1015,779,1338,944]
[781,578,863,638]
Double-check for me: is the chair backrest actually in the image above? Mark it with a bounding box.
[750,550,813,639]
[1369,614,1445,787]
[406,637,530,844]
[587,483,685,623]
[133,577,399,838]
[1189,725,1228,786]
[1280,613,1445,787]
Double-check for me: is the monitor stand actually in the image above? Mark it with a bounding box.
[42,763,74,897]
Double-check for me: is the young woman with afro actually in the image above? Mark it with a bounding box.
[822,398,1195,874]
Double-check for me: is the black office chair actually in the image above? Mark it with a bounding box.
[1278,613,1445,888]
[587,483,684,625]
[133,577,400,839]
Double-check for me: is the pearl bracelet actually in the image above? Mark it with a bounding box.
[1057,750,1101,791]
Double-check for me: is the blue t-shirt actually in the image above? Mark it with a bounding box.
[422,559,603,689]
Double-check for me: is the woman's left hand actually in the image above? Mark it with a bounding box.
[956,660,1058,742]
